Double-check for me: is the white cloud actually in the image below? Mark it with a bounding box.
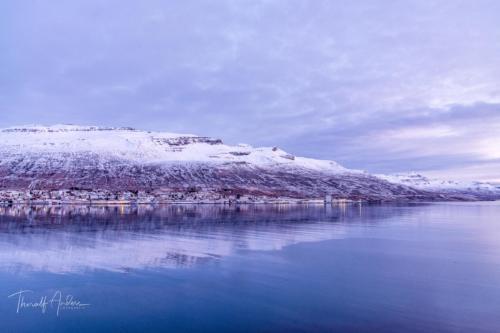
[380,125,459,140]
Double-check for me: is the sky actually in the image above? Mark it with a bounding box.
[1,0,499,182]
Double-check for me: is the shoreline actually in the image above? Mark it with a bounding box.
[1,189,498,206]
[0,199,359,206]
[2,199,497,207]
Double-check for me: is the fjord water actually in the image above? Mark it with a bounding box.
[0,203,500,332]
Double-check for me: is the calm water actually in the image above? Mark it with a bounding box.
[0,202,500,332]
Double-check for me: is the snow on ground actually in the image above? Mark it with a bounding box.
[0,125,348,173]
[377,172,500,192]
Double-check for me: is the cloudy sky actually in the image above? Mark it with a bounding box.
[1,0,499,182]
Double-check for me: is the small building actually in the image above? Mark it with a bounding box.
[324,194,332,203]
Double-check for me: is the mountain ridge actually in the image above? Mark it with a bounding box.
[0,125,498,204]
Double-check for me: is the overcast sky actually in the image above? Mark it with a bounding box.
[1,0,499,182]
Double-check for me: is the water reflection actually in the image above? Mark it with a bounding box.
[0,204,414,273]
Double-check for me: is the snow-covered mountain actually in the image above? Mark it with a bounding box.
[378,173,500,198]
[0,125,498,203]
[0,124,346,172]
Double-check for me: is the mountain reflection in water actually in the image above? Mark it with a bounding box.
[0,203,411,273]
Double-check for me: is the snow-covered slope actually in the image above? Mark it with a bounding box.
[377,173,500,199]
[0,125,497,202]
[0,124,346,172]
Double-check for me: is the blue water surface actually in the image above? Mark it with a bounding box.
[0,202,499,333]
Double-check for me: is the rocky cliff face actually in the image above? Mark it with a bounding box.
[0,125,498,203]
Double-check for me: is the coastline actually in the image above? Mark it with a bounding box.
[0,198,358,206]
[1,188,497,206]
